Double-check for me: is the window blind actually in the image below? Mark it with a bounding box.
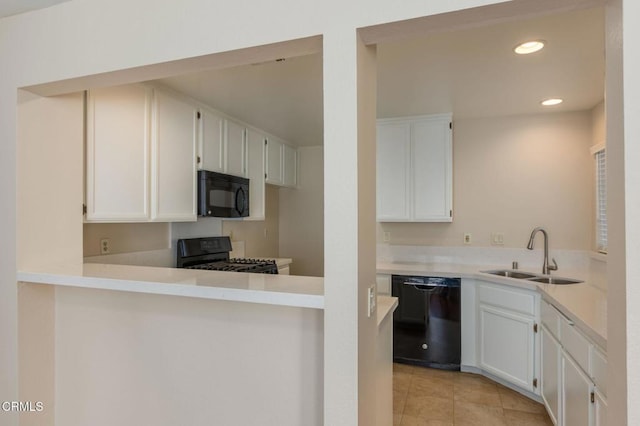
[595,149,607,253]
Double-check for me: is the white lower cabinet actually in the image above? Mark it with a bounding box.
[562,351,592,426]
[541,326,561,425]
[478,304,536,391]
[593,389,607,426]
[476,281,539,393]
[540,299,607,426]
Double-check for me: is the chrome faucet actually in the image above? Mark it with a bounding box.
[527,227,558,275]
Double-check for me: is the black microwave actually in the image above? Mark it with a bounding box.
[198,170,250,218]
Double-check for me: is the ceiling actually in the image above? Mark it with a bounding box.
[156,7,605,147]
[0,0,69,18]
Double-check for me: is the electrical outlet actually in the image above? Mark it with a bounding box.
[100,238,110,254]
[368,285,376,318]
[228,230,234,240]
[463,233,472,245]
[491,232,505,245]
[383,231,391,242]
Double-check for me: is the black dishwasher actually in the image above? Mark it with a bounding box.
[392,275,461,370]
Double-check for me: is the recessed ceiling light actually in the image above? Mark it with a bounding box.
[514,40,545,55]
[541,98,563,106]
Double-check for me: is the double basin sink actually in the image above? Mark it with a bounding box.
[482,269,583,285]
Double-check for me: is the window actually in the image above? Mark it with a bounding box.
[593,146,607,253]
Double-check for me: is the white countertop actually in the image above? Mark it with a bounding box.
[377,295,398,328]
[18,263,324,309]
[377,261,607,349]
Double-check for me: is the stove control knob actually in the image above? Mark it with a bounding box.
[422,343,428,350]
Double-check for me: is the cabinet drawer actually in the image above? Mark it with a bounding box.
[477,283,536,316]
[560,316,590,373]
[541,299,560,340]
[590,346,607,397]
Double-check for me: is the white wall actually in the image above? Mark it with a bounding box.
[378,111,595,249]
[279,146,324,276]
[83,223,170,256]
[223,185,280,258]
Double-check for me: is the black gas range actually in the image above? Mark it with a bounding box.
[176,236,278,274]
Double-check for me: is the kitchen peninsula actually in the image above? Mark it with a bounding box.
[17,264,397,426]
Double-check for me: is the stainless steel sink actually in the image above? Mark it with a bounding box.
[482,270,538,279]
[527,276,583,285]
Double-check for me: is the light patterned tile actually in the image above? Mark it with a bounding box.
[403,394,453,422]
[454,401,507,426]
[408,375,454,399]
[394,363,416,375]
[411,365,458,381]
[400,414,454,426]
[394,371,413,393]
[453,385,502,407]
[394,388,408,415]
[453,372,500,392]
[394,413,403,426]
[497,386,546,414]
[392,367,553,426]
[503,408,554,426]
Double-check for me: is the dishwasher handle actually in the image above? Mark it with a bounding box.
[405,281,447,292]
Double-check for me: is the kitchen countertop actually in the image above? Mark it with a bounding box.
[377,295,398,328]
[18,263,324,309]
[377,261,607,349]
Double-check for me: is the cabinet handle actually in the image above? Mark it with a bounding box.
[590,391,595,403]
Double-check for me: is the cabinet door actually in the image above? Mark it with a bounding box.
[562,352,592,426]
[594,389,607,426]
[199,108,224,172]
[225,119,246,177]
[542,326,561,425]
[86,85,151,222]
[376,122,411,221]
[151,90,197,221]
[282,144,297,187]
[478,304,536,391]
[265,138,283,185]
[411,117,452,222]
[246,128,266,220]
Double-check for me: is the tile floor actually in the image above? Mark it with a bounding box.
[393,363,553,426]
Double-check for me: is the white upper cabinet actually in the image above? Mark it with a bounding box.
[377,114,452,222]
[282,143,297,187]
[86,85,151,222]
[198,108,224,173]
[376,122,411,221]
[246,128,267,220]
[225,119,247,177]
[86,86,197,223]
[265,137,283,185]
[265,137,297,188]
[151,89,197,222]
[198,109,247,178]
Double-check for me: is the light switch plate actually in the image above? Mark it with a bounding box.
[491,232,504,245]
[368,285,376,318]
